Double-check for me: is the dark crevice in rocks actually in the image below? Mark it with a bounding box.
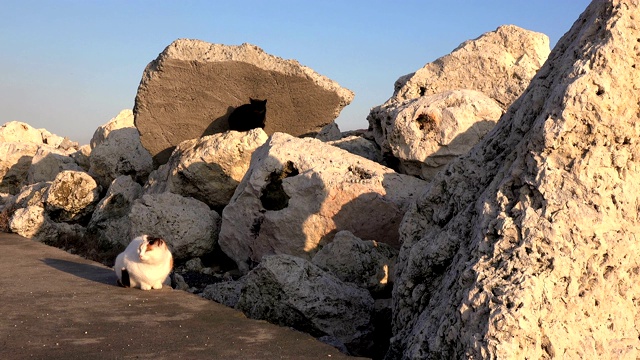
[260,161,299,211]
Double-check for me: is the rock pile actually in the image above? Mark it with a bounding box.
[390,1,640,358]
[5,2,634,357]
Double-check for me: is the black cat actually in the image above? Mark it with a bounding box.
[228,98,267,131]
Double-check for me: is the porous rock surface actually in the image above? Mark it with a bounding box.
[87,175,142,248]
[129,192,220,260]
[312,230,398,294]
[370,89,504,180]
[218,132,427,273]
[89,110,153,189]
[389,24,549,109]
[44,170,100,223]
[236,254,375,355]
[134,39,354,165]
[389,1,640,359]
[144,128,268,209]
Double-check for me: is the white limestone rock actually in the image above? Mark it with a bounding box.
[389,2,640,358]
[146,128,268,209]
[390,24,549,109]
[0,142,40,194]
[129,192,220,260]
[370,89,504,180]
[218,132,427,273]
[9,205,85,242]
[328,136,383,163]
[90,109,134,149]
[27,146,83,184]
[89,110,153,189]
[87,175,142,248]
[312,230,398,294]
[236,254,375,355]
[44,170,100,223]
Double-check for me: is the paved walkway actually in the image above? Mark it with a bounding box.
[0,233,367,359]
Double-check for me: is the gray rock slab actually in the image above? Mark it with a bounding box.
[134,39,354,165]
[0,233,366,360]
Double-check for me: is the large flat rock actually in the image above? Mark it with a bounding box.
[134,39,354,165]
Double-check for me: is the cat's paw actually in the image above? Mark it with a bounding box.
[152,283,163,290]
[140,284,152,290]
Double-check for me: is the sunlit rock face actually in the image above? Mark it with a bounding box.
[389,1,640,359]
[218,132,427,274]
[133,39,354,165]
[368,25,549,181]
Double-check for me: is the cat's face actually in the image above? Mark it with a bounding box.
[249,98,267,109]
[138,236,170,264]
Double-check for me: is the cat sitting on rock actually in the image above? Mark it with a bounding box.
[228,98,267,131]
[114,235,173,290]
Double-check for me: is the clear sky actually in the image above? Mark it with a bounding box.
[1,0,591,145]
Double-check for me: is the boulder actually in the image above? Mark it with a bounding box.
[129,192,220,260]
[201,281,244,308]
[145,128,268,210]
[11,182,51,210]
[316,122,342,142]
[89,111,153,188]
[328,136,383,163]
[369,89,504,180]
[87,175,142,249]
[389,2,640,359]
[44,170,100,223]
[0,121,78,153]
[9,205,85,242]
[70,144,92,172]
[90,109,134,149]
[0,142,39,194]
[236,254,375,355]
[312,230,398,294]
[27,146,83,184]
[218,132,427,273]
[389,24,549,109]
[0,121,45,144]
[133,39,354,165]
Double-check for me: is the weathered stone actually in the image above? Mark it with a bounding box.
[87,175,142,248]
[133,39,354,165]
[328,135,383,163]
[0,121,78,153]
[146,128,268,209]
[316,122,342,142]
[27,146,83,184]
[89,111,153,189]
[312,230,398,294]
[90,109,134,149]
[0,121,45,144]
[129,192,220,260]
[236,254,374,355]
[389,25,549,109]
[70,144,92,172]
[218,132,427,273]
[0,142,39,194]
[201,281,244,308]
[9,205,85,242]
[44,170,100,223]
[390,2,640,359]
[11,182,51,210]
[369,89,504,180]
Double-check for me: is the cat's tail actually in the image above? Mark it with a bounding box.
[117,268,131,287]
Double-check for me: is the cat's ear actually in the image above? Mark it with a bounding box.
[262,99,267,105]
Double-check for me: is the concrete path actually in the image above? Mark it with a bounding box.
[0,233,367,359]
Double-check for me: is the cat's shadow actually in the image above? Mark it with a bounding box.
[42,258,116,286]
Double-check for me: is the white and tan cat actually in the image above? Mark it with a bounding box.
[114,235,173,290]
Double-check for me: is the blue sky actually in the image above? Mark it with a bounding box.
[1,1,591,145]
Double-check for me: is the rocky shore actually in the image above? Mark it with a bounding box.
[2,1,639,358]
